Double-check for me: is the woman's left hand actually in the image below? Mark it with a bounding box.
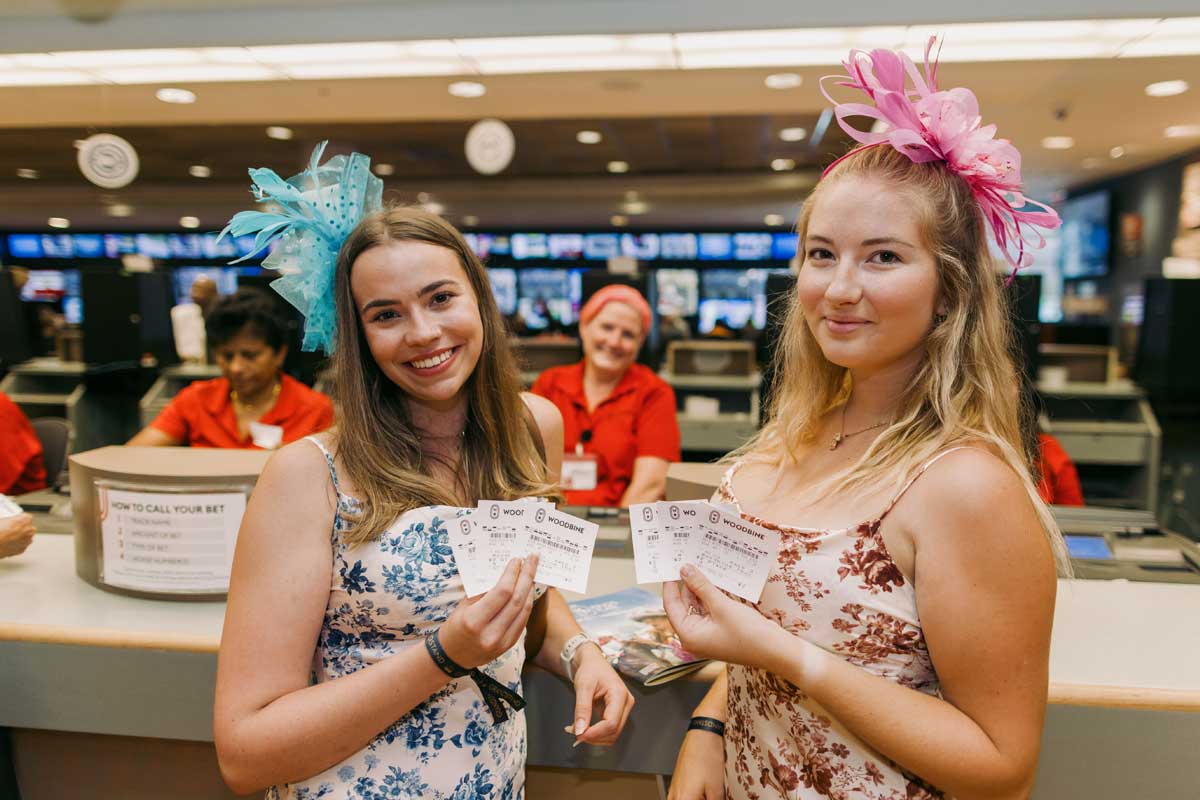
[663,564,782,670]
[569,646,636,747]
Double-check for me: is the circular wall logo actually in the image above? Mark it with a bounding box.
[77,133,139,189]
[464,119,515,175]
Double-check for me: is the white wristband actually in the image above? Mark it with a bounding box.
[560,633,597,682]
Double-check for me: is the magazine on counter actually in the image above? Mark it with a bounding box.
[568,587,710,687]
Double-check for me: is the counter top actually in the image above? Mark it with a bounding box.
[2,536,1199,710]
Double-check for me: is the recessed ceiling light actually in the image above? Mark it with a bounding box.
[462,215,479,227]
[48,217,70,229]
[188,164,211,178]
[266,126,293,141]
[622,200,649,215]
[576,130,602,145]
[765,72,802,90]
[373,163,395,176]
[423,201,446,216]
[624,190,640,202]
[448,80,486,98]
[416,191,431,204]
[764,213,786,226]
[106,203,134,217]
[1110,145,1126,158]
[1165,124,1200,138]
[779,127,807,142]
[1042,136,1075,150]
[155,87,196,104]
[179,216,200,229]
[607,160,630,173]
[610,214,629,227]
[771,158,796,171]
[1145,80,1189,97]
[16,168,39,179]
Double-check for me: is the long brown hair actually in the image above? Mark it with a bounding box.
[743,145,1069,572]
[330,206,559,545]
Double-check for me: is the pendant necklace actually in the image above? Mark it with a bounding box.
[829,404,888,451]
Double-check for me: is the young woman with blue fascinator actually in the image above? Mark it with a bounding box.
[664,40,1069,800]
[212,144,633,798]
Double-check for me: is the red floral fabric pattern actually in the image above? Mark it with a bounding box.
[717,462,946,799]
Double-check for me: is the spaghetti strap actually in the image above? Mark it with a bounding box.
[878,446,978,521]
[302,435,343,497]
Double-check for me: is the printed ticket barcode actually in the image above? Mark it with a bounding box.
[704,532,758,560]
[532,535,581,554]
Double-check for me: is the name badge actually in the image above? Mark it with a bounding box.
[561,453,598,491]
[249,421,284,450]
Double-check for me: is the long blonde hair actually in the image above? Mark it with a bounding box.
[745,146,1069,573]
[330,206,559,545]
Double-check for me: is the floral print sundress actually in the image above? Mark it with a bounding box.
[716,449,972,800]
[266,437,541,800]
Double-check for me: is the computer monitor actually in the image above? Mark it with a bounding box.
[487,268,518,316]
[171,266,255,305]
[1059,190,1111,280]
[517,268,581,331]
[697,298,755,334]
[655,269,699,316]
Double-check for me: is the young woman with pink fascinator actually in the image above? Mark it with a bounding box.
[663,39,1068,800]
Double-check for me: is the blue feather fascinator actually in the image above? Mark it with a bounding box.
[218,141,383,353]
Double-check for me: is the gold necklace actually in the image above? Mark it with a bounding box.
[231,380,280,413]
[829,404,888,451]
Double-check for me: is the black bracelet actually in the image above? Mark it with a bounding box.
[424,630,527,725]
[688,716,726,737]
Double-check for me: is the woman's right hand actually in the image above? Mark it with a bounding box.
[668,729,726,800]
[0,513,35,558]
[439,554,539,669]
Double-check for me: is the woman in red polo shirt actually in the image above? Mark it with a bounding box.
[0,390,46,495]
[129,289,333,449]
[532,285,681,506]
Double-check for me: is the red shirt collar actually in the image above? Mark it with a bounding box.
[202,373,297,424]
[561,360,643,409]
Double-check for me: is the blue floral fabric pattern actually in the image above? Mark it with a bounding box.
[267,438,533,799]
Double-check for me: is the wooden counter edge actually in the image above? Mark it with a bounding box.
[3,630,1199,711]
[0,623,220,654]
[683,663,1200,711]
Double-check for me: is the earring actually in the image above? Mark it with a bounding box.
[933,312,948,326]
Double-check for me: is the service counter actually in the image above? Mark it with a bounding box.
[4,527,1199,798]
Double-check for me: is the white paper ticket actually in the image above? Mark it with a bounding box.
[448,511,491,597]
[637,499,739,582]
[683,506,779,602]
[473,500,533,587]
[524,506,598,593]
[629,502,671,583]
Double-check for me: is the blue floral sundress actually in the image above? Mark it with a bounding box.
[266,436,541,800]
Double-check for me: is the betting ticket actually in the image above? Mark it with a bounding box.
[629,500,738,582]
[451,500,597,596]
[683,506,780,602]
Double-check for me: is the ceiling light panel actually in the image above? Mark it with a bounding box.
[476,53,675,74]
[0,70,99,86]
[282,61,463,79]
[98,64,279,83]
[455,34,672,58]
[246,42,409,64]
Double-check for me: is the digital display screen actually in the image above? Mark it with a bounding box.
[772,233,799,261]
[517,268,581,330]
[656,269,699,316]
[697,298,755,333]
[487,267,518,316]
[698,233,733,261]
[583,233,620,260]
[620,233,660,260]
[1064,535,1113,560]
[733,233,773,261]
[168,234,204,259]
[7,234,42,259]
[659,233,698,260]
[1059,190,1111,279]
[72,234,105,259]
[171,266,259,305]
[548,233,584,260]
[19,270,67,302]
[511,233,549,260]
[135,233,171,260]
[104,233,138,258]
[41,234,74,258]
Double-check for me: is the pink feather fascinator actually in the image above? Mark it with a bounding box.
[819,37,1060,279]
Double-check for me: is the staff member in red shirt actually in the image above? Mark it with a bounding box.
[0,390,46,496]
[532,285,681,506]
[129,289,333,449]
[1036,432,1084,506]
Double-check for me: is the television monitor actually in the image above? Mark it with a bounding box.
[548,233,584,260]
[171,267,243,305]
[733,233,773,261]
[135,233,171,260]
[41,234,74,258]
[700,268,751,300]
[583,233,620,260]
[698,233,733,261]
[1058,190,1111,279]
[772,233,799,261]
[698,298,754,334]
[620,234,660,260]
[511,233,549,260]
[7,234,43,259]
[72,234,105,259]
[659,233,698,260]
[655,269,699,316]
[517,268,580,330]
[104,233,138,258]
[487,267,518,316]
[19,269,69,302]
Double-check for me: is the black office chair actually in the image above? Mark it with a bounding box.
[30,417,72,489]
